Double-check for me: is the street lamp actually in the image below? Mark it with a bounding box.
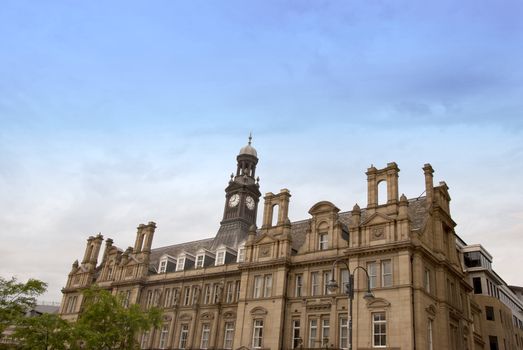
[326,258,375,350]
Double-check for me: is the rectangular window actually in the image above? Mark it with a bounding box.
[164,288,171,308]
[183,287,190,306]
[264,275,272,298]
[159,325,168,349]
[381,260,392,287]
[179,324,189,349]
[486,306,495,321]
[141,330,149,349]
[319,233,328,250]
[238,248,245,262]
[340,317,348,349]
[153,289,160,306]
[292,320,301,349]
[216,251,225,265]
[428,319,433,350]
[424,268,431,293]
[226,282,234,303]
[489,336,499,350]
[224,322,235,349]
[372,312,387,347]
[473,277,482,294]
[309,319,318,348]
[323,271,332,295]
[235,280,241,302]
[341,269,349,290]
[295,274,303,297]
[196,255,204,268]
[107,266,114,279]
[159,259,167,273]
[177,257,185,271]
[311,272,320,296]
[146,290,153,308]
[200,324,211,349]
[367,262,377,289]
[254,276,263,298]
[213,284,221,304]
[204,284,211,304]
[321,319,330,346]
[252,319,264,349]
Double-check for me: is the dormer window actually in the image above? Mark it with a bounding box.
[196,254,205,268]
[158,254,176,274]
[159,260,167,273]
[319,233,328,250]
[177,257,185,271]
[216,251,225,265]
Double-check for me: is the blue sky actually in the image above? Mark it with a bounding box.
[0,0,522,302]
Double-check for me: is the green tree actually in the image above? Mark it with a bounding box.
[74,287,161,350]
[0,277,47,336]
[12,313,72,350]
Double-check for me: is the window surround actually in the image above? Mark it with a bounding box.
[223,321,235,349]
[159,324,169,349]
[295,274,303,297]
[318,232,329,250]
[179,324,189,349]
[158,254,176,274]
[200,323,211,349]
[252,319,264,349]
[372,312,387,348]
[292,319,301,349]
[253,274,273,299]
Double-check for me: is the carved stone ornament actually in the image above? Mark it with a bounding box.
[370,226,385,241]
[200,312,214,320]
[250,306,268,316]
[223,311,236,319]
[162,315,172,321]
[179,313,192,321]
[259,244,271,258]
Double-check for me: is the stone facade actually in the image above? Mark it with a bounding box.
[60,138,522,350]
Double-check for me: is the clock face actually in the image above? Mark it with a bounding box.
[228,194,240,208]
[246,196,255,210]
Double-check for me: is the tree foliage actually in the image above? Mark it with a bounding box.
[0,277,47,336]
[12,313,73,350]
[1,277,161,350]
[74,287,161,350]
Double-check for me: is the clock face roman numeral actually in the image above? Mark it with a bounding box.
[228,194,240,207]
[246,196,255,210]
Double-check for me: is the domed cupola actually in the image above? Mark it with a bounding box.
[235,134,258,183]
[239,135,258,157]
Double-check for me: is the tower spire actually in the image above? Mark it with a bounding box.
[248,132,252,145]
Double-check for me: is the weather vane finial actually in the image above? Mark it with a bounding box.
[248,132,252,145]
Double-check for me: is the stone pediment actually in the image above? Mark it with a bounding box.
[361,212,394,226]
[250,306,268,316]
[179,313,192,321]
[200,312,214,320]
[223,311,236,319]
[308,201,340,216]
[367,298,391,309]
[254,233,276,245]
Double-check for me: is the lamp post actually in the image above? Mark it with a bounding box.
[327,258,374,350]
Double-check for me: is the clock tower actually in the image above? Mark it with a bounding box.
[211,135,261,250]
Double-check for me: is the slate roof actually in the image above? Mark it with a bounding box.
[149,196,429,268]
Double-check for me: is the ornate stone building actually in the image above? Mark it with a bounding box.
[60,138,521,350]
